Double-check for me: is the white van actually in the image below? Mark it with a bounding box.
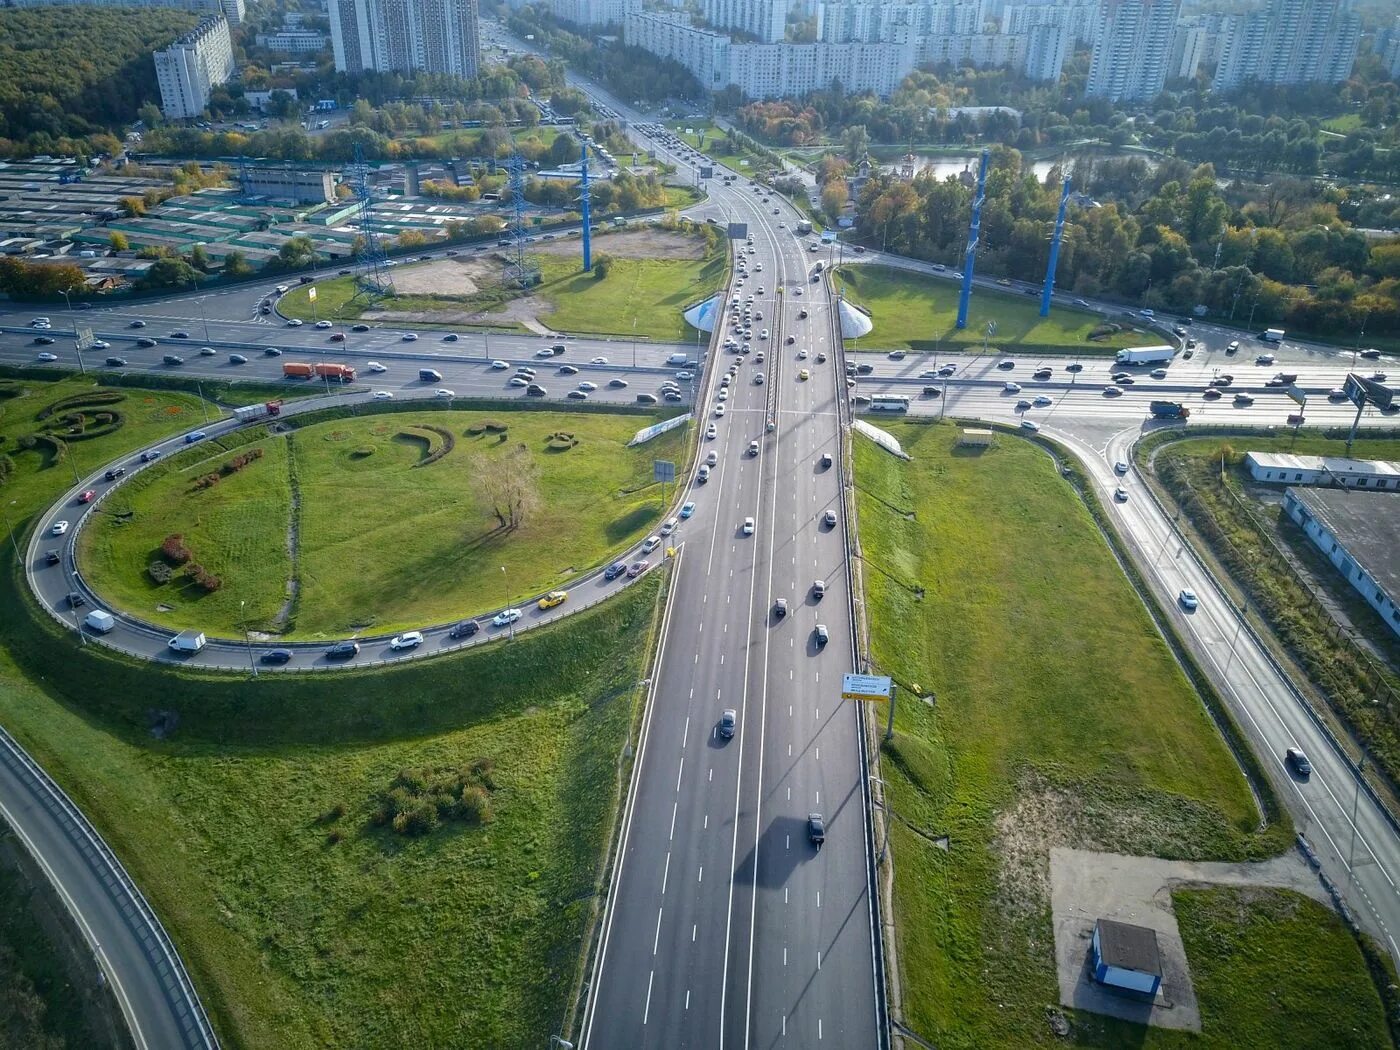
[84,609,116,634]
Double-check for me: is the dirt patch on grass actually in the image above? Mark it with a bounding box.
[532,228,705,260]
[387,257,504,296]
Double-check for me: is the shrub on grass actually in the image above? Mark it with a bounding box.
[148,561,173,584]
[161,534,191,565]
[350,445,377,458]
[372,761,496,837]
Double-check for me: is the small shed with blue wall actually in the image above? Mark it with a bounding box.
[1091,919,1162,997]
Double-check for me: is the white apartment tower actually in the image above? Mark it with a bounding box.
[330,0,480,76]
[153,15,235,119]
[1211,0,1359,92]
[1085,0,1181,103]
[1023,23,1069,82]
[704,0,786,43]
[548,0,638,26]
[1167,22,1205,80]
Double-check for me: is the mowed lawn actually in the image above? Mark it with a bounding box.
[81,409,685,637]
[835,264,1153,355]
[279,236,726,342]
[0,560,666,1050]
[852,423,1351,1048]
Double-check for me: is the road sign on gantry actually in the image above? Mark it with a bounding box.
[653,460,676,484]
[842,673,892,702]
[74,324,95,351]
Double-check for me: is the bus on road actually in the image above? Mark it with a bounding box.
[870,394,910,412]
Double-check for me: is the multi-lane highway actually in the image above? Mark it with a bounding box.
[574,84,883,1049]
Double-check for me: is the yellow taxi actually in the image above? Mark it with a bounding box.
[538,590,569,610]
[798,368,810,380]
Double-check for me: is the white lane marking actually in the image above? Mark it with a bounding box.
[662,853,671,894]
[817,951,822,970]
[817,891,821,908]
[654,907,664,954]
[686,989,690,1010]
[698,866,704,883]
[670,803,677,841]
[784,947,788,966]
[643,970,654,1025]
[682,717,690,749]
[676,757,684,793]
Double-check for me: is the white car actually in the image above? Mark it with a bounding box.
[402,332,419,342]
[590,356,608,364]
[1114,486,1129,502]
[760,329,769,340]
[1020,419,1040,431]
[315,320,333,329]
[490,360,510,370]
[1004,382,1021,393]
[742,516,755,536]
[492,608,522,627]
[715,404,727,417]
[676,371,694,381]
[92,340,110,350]
[36,352,58,362]
[51,520,69,536]
[578,381,598,392]
[1179,589,1199,610]
[640,535,661,553]
[509,376,530,387]
[706,423,717,440]
[797,349,808,359]
[659,517,679,536]
[286,318,303,327]
[372,390,395,400]
[368,361,387,373]
[390,631,424,650]
[718,388,729,401]
[754,373,765,385]
[1114,460,1129,474]
[535,348,555,358]
[435,388,456,399]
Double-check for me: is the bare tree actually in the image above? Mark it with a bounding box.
[472,443,541,531]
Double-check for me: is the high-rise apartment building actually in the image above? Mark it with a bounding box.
[330,0,480,76]
[547,0,638,27]
[1023,22,1069,82]
[703,0,786,43]
[153,15,235,120]
[1085,0,1181,103]
[1001,0,1099,45]
[1210,0,1359,92]
[1167,22,1205,79]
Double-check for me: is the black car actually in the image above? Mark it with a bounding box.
[798,309,808,319]
[922,386,942,397]
[260,648,293,664]
[339,269,353,276]
[808,812,826,846]
[449,619,480,639]
[229,354,248,364]
[352,324,372,332]
[603,560,627,581]
[44,549,60,566]
[129,320,147,328]
[329,333,345,342]
[326,641,360,660]
[137,337,157,348]
[1285,747,1312,778]
[170,330,189,338]
[34,335,55,345]
[105,356,128,367]
[1065,362,1084,373]
[260,306,273,314]
[104,467,126,481]
[67,591,86,608]
[443,333,459,341]
[140,450,163,463]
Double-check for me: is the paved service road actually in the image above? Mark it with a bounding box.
[576,86,884,1049]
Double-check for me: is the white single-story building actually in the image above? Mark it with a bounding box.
[1246,452,1400,490]
[1284,487,1400,639]
[1091,919,1163,997]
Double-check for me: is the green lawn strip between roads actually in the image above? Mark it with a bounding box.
[0,563,665,1050]
[835,264,1155,355]
[1169,887,1389,1049]
[80,408,685,638]
[1149,432,1400,789]
[279,236,725,342]
[853,423,1344,1048]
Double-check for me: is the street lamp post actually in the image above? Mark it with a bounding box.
[240,599,258,677]
[2,500,20,565]
[501,565,513,640]
[60,287,87,375]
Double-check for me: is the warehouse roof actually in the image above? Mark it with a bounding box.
[1288,488,1400,600]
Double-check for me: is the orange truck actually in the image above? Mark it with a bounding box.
[283,362,315,378]
[314,362,356,382]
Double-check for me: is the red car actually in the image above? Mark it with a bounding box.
[77,489,96,504]
[627,560,650,578]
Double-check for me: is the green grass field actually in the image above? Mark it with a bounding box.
[81,408,685,638]
[0,372,672,1049]
[851,422,1359,1048]
[835,264,1154,355]
[280,238,725,342]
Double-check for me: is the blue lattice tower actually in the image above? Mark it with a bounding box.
[237,154,252,199]
[955,149,989,330]
[503,154,538,287]
[1039,175,1071,318]
[346,142,392,299]
[579,145,593,273]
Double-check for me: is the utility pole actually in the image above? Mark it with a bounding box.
[1,500,20,565]
[884,683,897,742]
[241,600,258,677]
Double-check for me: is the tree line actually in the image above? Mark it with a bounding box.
[844,148,1400,338]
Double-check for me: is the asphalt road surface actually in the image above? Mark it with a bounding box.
[575,87,885,1049]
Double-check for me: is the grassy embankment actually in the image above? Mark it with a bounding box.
[280,236,726,342]
[0,374,671,1049]
[855,422,1385,1047]
[81,408,685,638]
[1150,432,1400,788]
[835,263,1156,355]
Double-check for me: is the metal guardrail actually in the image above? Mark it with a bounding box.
[0,724,219,1049]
